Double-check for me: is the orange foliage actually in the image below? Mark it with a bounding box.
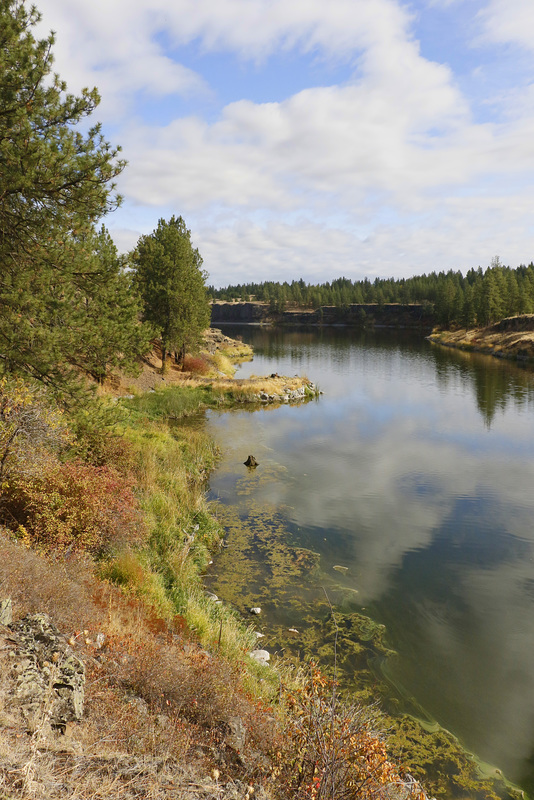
[276,668,430,800]
[182,354,211,375]
[5,458,145,554]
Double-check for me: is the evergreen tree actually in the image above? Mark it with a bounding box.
[73,226,151,383]
[133,216,210,370]
[0,0,142,396]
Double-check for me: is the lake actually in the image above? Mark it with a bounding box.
[205,325,534,797]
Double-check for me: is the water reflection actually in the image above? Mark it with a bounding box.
[206,326,534,790]
[430,344,534,426]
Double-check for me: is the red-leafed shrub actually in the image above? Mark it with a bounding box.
[5,459,145,555]
[182,355,210,375]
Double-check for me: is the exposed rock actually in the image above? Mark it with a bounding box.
[250,649,270,665]
[226,715,247,753]
[6,612,85,732]
[244,455,258,467]
[249,607,261,615]
[128,697,149,715]
[0,597,12,625]
[252,381,318,404]
[211,301,434,329]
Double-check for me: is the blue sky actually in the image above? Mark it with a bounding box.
[36,0,534,287]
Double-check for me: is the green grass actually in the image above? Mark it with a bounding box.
[101,396,269,670]
[121,385,211,419]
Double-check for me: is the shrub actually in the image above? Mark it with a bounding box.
[182,354,211,375]
[0,530,104,631]
[276,668,430,800]
[0,377,69,489]
[4,459,145,555]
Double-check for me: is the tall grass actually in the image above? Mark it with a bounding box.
[95,403,270,671]
[121,376,317,423]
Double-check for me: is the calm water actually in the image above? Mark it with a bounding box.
[205,326,534,791]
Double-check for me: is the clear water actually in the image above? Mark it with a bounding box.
[205,326,534,791]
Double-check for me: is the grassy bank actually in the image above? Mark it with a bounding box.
[1,361,434,800]
[428,314,534,361]
[2,343,529,800]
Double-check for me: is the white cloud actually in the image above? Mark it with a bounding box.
[33,0,534,283]
[38,0,412,65]
[182,193,533,286]
[36,0,207,119]
[478,0,534,51]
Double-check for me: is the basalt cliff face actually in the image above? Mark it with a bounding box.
[211,302,433,329]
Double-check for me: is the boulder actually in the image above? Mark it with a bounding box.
[7,613,85,732]
[250,649,270,665]
[226,715,247,752]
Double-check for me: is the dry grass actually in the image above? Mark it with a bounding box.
[428,322,534,361]
[172,374,315,401]
[0,534,279,799]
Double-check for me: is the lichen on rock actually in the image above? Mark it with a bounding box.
[6,611,85,732]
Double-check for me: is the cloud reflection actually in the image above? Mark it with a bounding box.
[207,330,534,782]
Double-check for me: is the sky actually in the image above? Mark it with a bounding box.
[35,0,534,288]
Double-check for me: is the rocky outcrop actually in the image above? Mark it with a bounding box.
[254,381,318,404]
[2,609,85,732]
[211,302,434,329]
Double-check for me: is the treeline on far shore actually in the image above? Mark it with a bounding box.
[209,257,534,329]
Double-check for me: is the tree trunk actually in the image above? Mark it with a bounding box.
[161,347,167,373]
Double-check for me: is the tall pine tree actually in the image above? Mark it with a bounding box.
[133,216,211,370]
[0,0,147,396]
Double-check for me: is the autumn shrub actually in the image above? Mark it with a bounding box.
[3,459,145,555]
[116,633,236,726]
[0,376,70,489]
[275,668,430,800]
[182,354,211,375]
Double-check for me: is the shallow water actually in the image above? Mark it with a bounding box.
[205,326,534,793]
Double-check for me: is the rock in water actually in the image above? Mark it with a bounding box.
[244,455,258,467]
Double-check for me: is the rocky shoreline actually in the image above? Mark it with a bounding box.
[428,315,534,362]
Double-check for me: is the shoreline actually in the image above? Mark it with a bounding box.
[428,315,534,363]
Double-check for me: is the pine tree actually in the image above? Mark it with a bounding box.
[133,216,211,370]
[0,0,142,396]
[73,227,151,383]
